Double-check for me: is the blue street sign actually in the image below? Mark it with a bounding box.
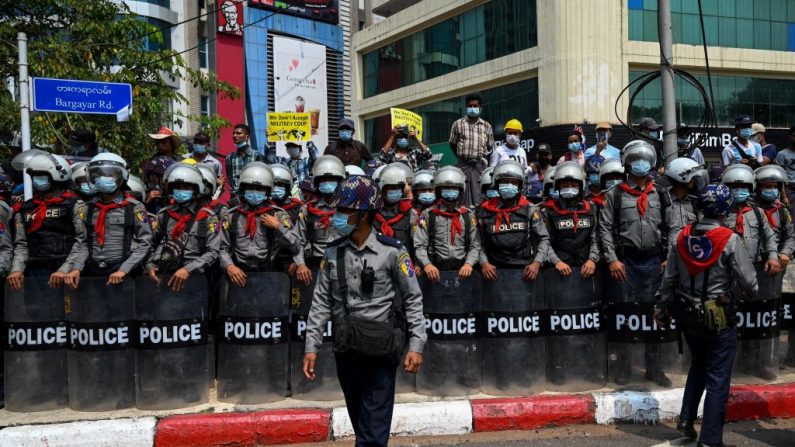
[32,78,132,115]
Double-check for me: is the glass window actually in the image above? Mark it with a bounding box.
[361,0,537,98]
[139,0,170,7]
[198,36,208,69]
[142,17,171,51]
[201,95,210,117]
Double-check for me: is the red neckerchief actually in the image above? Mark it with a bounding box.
[543,199,591,233]
[677,224,734,275]
[619,182,655,216]
[94,200,129,246]
[279,197,303,212]
[237,205,273,239]
[480,196,531,231]
[375,199,412,237]
[430,206,469,245]
[762,202,784,229]
[307,200,334,230]
[166,207,210,239]
[589,193,605,207]
[28,192,72,233]
[734,205,753,236]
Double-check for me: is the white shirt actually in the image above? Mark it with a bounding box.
[490,143,529,172]
[721,139,762,166]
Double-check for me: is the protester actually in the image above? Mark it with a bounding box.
[721,115,763,168]
[324,119,372,168]
[225,123,265,195]
[584,121,620,160]
[380,125,432,171]
[449,93,494,206]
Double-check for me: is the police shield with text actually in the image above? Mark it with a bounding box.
[541,161,605,389]
[479,160,550,394]
[657,184,757,447]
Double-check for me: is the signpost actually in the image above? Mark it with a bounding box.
[32,78,132,119]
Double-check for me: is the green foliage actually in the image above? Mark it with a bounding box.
[0,0,239,171]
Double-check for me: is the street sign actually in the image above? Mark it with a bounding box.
[32,78,132,116]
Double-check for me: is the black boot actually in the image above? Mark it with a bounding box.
[676,419,697,440]
[645,369,672,387]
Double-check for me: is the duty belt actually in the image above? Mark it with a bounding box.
[620,246,662,260]
[431,258,465,271]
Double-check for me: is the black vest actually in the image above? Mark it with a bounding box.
[545,201,598,266]
[374,207,413,251]
[20,196,77,263]
[480,205,535,266]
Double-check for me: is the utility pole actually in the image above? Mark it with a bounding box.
[18,32,32,200]
[658,0,677,166]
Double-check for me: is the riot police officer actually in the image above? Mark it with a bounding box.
[269,163,305,274]
[413,166,481,282]
[146,163,221,292]
[598,158,625,193]
[303,175,425,447]
[599,140,672,386]
[479,160,549,282]
[412,170,436,212]
[657,184,757,447]
[543,166,557,201]
[8,153,87,291]
[221,163,300,284]
[584,155,605,201]
[71,162,94,200]
[82,153,153,280]
[663,158,701,248]
[480,166,498,201]
[374,164,418,252]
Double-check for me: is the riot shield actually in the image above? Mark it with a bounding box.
[67,277,136,411]
[416,271,481,397]
[733,264,781,383]
[289,271,343,401]
[781,264,795,370]
[545,267,606,392]
[606,264,680,389]
[4,278,68,412]
[480,269,544,395]
[135,275,210,410]
[217,272,290,404]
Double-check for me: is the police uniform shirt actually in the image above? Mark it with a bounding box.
[146,202,221,274]
[541,202,598,266]
[81,195,153,274]
[666,193,698,249]
[412,205,481,267]
[11,194,88,274]
[758,200,795,258]
[598,181,669,263]
[478,202,550,266]
[300,199,342,263]
[304,232,426,354]
[220,206,301,270]
[0,201,14,275]
[658,218,758,304]
[373,204,419,249]
[724,204,779,263]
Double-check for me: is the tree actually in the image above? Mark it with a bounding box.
[0,0,239,171]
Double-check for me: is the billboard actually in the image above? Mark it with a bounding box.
[249,0,339,24]
[273,35,328,157]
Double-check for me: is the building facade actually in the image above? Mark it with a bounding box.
[352,0,795,163]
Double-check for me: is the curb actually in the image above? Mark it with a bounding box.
[2,383,794,446]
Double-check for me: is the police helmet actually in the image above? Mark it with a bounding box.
[312,155,345,185]
[387,162,414,185]
[196,164,218,196]
[697,183,734,217]
[621,140,657,168]
[239,162,275,192]
[480,166,495,190]
[755,164,789,186]
[12,149,47,171]
[413,170,434,190]
[371,165,387,183]
[664,157,701,184]
[492,160,525,187]
[164,163,205,195]
[87,152,129,188]
[70,162,89,183]
[270,164,294,188]
[721,164,755,189]
[126,175,147,200]
[543,166,556,193]
[26,153,71,183]
[379,163,410,192]
[433,166,466,191]
[553,161,586,189]
[345,165,366,177]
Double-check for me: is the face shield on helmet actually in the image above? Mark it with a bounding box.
[433,166,466,202]
[87,153,129,195]
[622,140,657,177]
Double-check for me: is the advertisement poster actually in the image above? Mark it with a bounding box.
[266,112,311,142]
[273,35,327,158]
[249,0,339,25]
[390,108,423,141]
[217,0,244,36]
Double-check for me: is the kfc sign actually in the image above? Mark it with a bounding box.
[218,0,244,36]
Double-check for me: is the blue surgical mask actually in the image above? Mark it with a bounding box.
[235,141,248,149]
[588,173,600,186]
[331,212,356,236]
[466,107,480,118]
[79,182,94,196]
[318,181,338,195]
[498,183,519,199]
[760,188,779,202]
[485,189,500,199]
[172,189,194,204]
[244,190,268,206]
[739,128,754,140]
[732,188,750,203]
[630,159,652,177]
[418,192,436,205]
[605,179,623,190]
[32,176,51,192]
[94,176,118,194]
[440,188,460,202]
[560,187,579,199]
[396,138,409,149]
[271,185,287,200]
[568,142,581,153]
[385,190,403,204]
[193,144,207,154]
[677,138,689,147]
[339,130,353,141]
[549,189,560,200]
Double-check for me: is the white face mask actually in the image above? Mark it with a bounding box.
[506,134,521,146]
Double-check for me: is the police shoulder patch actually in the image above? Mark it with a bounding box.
[136,210,147,223]
[398,251,415,278]
[376,234,403,248]
[319,257,326,271]
[279,212,292,229]
[207,216,220,234]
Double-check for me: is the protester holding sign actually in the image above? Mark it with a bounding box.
[380,125,432,172]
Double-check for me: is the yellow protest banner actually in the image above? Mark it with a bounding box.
[266,112,311,142]
[390,108,423,141]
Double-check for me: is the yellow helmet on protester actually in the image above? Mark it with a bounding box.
[504,119,524,133]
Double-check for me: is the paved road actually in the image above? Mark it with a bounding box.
[295,419,795,447]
